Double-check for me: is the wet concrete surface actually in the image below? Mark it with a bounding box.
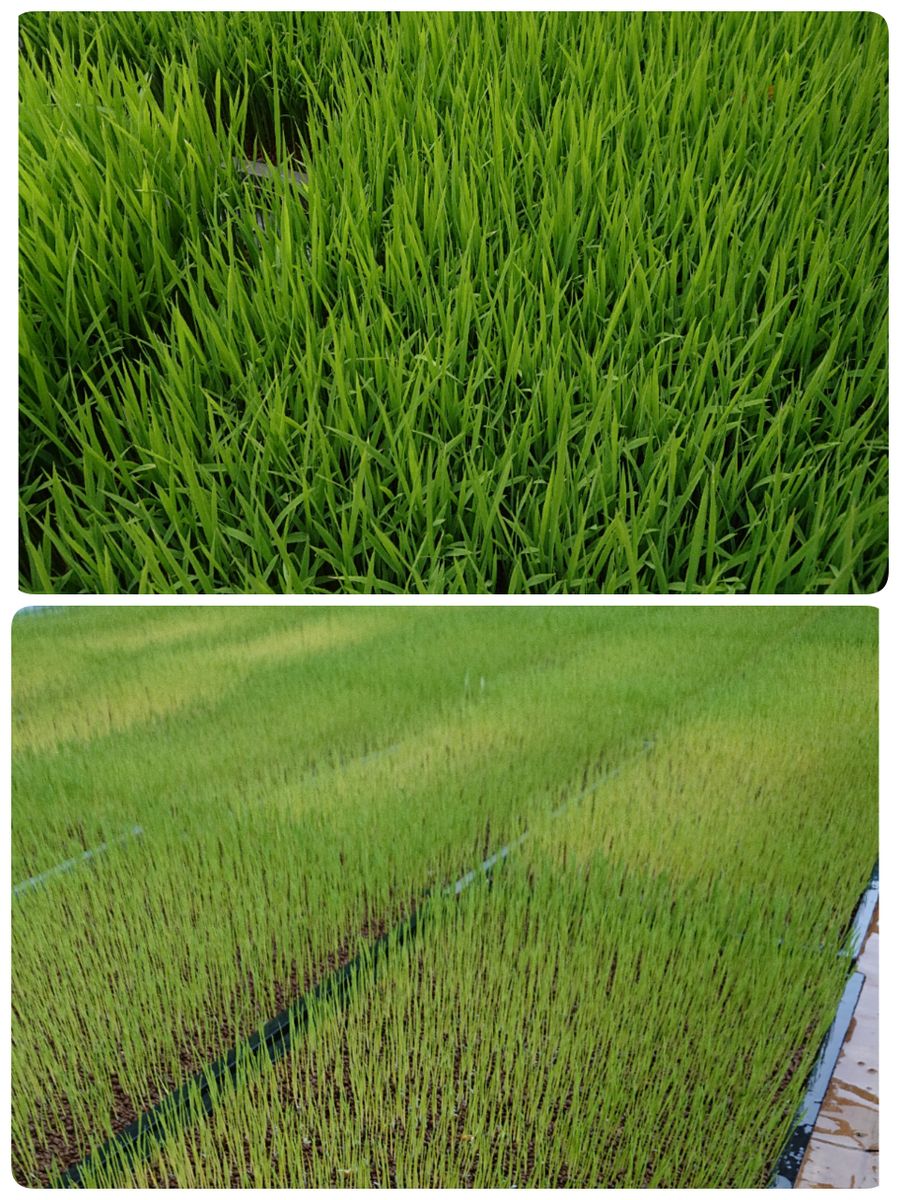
[797,908,878,1188]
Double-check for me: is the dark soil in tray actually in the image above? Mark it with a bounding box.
[120,953,817,1189]
[12,904,406,1188]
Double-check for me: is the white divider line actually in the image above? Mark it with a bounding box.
[239,157,307,186]
[226,157,308,243]
[13,668,647,905]
[449,837,528,897]
[10,740,399,901]
[13,826,144,899]
[344,744,400,769]
[12,736,408,901]
[447,737,656,898]
[13,608,805,903]
[550,738,655,820]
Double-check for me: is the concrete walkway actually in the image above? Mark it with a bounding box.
[797,908,878,1188]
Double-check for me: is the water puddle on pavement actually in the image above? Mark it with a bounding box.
[797,909,878,1188]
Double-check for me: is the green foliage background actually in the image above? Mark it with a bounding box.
[20,13,887,592]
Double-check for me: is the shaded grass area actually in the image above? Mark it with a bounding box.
[19,12,887,593]
[12,608,877,1184]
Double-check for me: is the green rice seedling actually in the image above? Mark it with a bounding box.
[82,624,875,1186]
[12,607,875,1185]
[11,604,815,878]
[19,11,887,593]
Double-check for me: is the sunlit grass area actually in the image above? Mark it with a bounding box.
[12,607,876,1185]
[19,11,887,593]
